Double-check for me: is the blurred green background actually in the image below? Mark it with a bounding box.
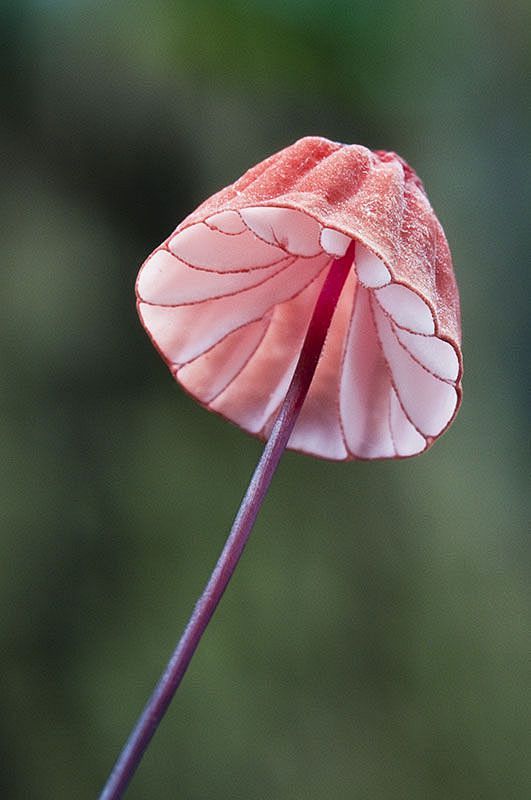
[1,1,530,798]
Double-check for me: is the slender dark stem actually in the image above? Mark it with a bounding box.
[99,241,355,800]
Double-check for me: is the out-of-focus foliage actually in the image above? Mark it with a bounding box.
[1,1,530,798]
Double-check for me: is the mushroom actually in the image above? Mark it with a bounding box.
[138,136,461,459]
[101,137,462,799]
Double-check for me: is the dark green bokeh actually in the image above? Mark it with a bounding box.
[1,1,530,798]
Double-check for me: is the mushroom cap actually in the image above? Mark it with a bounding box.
[137,136,462,460]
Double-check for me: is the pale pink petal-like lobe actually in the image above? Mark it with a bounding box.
[205,210,247,234]
[177,319,270,404]
[340,285,395,459]
[372,301,457,437]
[389,389,426,457]
[375,284,435,334]
[210,272,328,434]
[239,207,322,256]
[169,223,285,272]
[320,228,351,257]
[393,327,459,381]
[355,243,392,288]
[138,249,294,306]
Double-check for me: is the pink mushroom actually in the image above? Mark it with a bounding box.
[137,136,461,460]
[101,137,462,799]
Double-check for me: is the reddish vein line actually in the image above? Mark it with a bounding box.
[99,240,356,800]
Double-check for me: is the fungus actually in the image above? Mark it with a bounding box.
[101,137,462,799]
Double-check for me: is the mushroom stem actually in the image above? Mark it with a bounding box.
[99,241,356,800]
